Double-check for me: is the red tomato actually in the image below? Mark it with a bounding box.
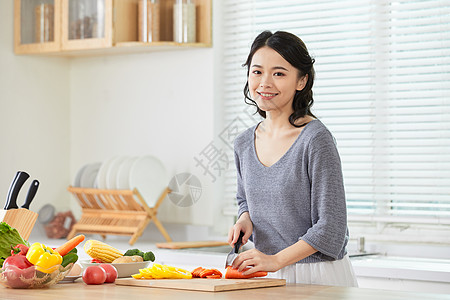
[99,264,118,283]
[82,266,106,285]
[3,255,33,270]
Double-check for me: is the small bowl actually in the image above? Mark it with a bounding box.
[79,260,151,278]
[0,263,74,289]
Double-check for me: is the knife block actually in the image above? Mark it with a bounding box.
[0,208,38,240]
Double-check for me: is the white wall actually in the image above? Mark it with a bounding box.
[0,1,70,215]
[0,0,231,236]
[68,48,216,227]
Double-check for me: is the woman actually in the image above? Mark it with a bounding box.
[228,30,358,287]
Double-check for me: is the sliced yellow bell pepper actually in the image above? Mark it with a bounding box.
[132,263,192,279]
[26,242,63,273]
[163,265,193,279]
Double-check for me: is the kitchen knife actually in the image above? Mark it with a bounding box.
[21,179,39,209]
[5,171,20,209]
[225,231,245,268]
[4,171,30,210]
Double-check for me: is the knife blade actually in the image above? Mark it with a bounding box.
[225,231,245,268]
[21,179,39,209]
[4,171,30,210]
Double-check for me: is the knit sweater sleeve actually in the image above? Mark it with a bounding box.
[300,130,348,260]
[235,149,249,218]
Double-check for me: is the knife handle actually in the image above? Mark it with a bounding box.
[234,231,245,253]
[4,171,29,210]
[4,172,20,209]
[22,180,39,209]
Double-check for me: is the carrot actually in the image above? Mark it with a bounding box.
[200,269,220,278]
[192,267,222,278]
[199,269,215,278]
[225,266,268,279]
[55,234,85,256]
[192,267,204,278]
[209,269,222,277]
[206,275,222,279]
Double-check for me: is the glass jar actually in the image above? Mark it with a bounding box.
[18,0,55,45]
[34,2,54,43]
[173,0,196,43]
[68,0,105,40]
[138,0,160,42]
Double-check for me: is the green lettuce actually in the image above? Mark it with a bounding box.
[0,222,30,267]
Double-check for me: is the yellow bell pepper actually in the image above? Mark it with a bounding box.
[26,242,63,273]
[132,263,192,279]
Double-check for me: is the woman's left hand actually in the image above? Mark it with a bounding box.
[231,248,281,275]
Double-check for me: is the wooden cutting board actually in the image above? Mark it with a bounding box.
[156,241,229,249]
[115,278,286,292]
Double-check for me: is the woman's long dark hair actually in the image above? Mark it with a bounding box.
[243,31,316,127]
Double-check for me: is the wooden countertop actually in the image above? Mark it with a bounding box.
[2,281,450,300]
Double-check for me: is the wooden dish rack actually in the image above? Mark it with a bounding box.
[67,186,172,245]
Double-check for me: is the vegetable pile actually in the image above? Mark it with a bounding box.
[3,235,84,272]
[131,264,268,280]
[84,240,155,264]
[0,225,85,288]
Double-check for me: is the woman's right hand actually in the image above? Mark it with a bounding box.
[227,212,253,249]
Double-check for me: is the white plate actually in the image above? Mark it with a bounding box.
[79,260,151,278]
[106,156,129,190]
[74,164,88,187]
[116,156,138,190]
[59,262,83,283]
[96,157,118,189]
[80,162,101,188]
[129,155,167,207]
[59,275,82,283]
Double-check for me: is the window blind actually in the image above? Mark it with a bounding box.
[221,0,450,239]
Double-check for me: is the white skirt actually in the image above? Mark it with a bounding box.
[268,255,358,287]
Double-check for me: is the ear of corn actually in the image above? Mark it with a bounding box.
[84,240,123,263]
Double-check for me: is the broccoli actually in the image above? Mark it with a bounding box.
[124,249,142,257]
[143,251,155,262]
[124,248,155,261]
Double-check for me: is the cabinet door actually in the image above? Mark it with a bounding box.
[61,0,112,51]
[14,0,61,54]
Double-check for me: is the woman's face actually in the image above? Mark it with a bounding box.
[248,46,306,115]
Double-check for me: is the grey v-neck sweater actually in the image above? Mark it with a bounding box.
[234,119,349,263]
